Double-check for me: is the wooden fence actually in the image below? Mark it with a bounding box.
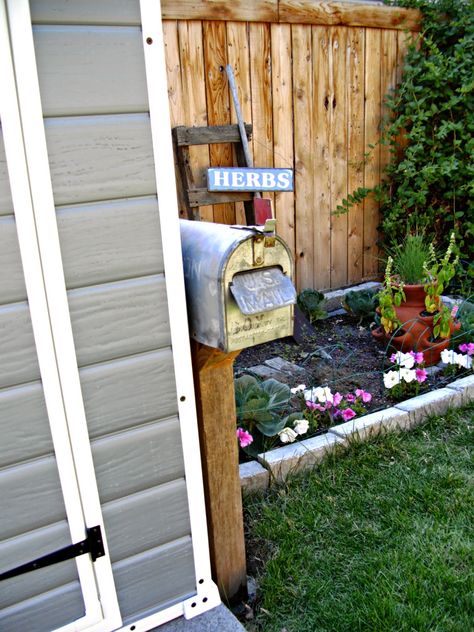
[162,1,420,290]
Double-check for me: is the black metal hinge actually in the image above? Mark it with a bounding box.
[0,525,105,582]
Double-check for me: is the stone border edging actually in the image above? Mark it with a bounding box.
[240,374,474,491]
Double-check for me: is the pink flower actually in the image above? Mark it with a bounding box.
[306,400,318,411]
[236,428,253,448]
[355,388,372,403]
[390,353,398,363]
[332,392,343,407]
[459,343,474,356]
[346,393,356,403]
[415,368,428,383]
[409,351,424,365]
[341,408,356,421]
[451,305,459,318]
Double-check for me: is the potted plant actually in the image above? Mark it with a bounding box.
[372,233,460,365]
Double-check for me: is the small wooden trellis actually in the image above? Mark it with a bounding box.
[172,123,257,223]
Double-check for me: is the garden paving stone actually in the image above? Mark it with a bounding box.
[258,432,345,481]
[154,604,245,631]
[394,387,464,425]
[446,374,474,402]
[239,460,269,492]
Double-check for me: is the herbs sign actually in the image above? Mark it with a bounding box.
[207,167,293,192]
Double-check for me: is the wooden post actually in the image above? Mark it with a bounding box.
[191,341,247,604]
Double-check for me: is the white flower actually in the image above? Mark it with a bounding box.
[441,349,456,365]
[278,427,298,443]
[400,367,416,383]
[305,386,333,403]
[383,370,401,389]
[397,352,415,369]
[293,419,309,435]
[455,353,472,369]
[291,384,306,394]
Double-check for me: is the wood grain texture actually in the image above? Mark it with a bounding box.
[329,26,348,288]
[312,26,331,289]
[44,114,156,207]
[203,21,235,224]
[177,20,213,221]
[192,343,247,601]
[279,1,421,31]
[271,24,295,252]
[347,27,365,284]
[292,24,314,290]
[363,28,382,278]
[380,29,399,179]
[34,25,148,116]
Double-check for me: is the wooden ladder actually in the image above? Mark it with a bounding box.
[172,123,256,223]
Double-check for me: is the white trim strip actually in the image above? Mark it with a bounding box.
[139,0,220,618]
[3,1,121,629]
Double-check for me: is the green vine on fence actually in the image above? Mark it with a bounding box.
[339,0,474,285]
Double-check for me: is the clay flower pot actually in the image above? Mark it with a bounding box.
[372,283,459,366]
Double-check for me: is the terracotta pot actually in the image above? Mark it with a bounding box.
[371,284,458,366]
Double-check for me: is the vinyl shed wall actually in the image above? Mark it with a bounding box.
[0,3,199,628]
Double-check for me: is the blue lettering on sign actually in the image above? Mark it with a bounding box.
[207,168,293,192]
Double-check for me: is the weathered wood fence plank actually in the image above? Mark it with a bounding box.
[161,5,419,289]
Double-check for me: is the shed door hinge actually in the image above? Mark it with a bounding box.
[0,525,105,581]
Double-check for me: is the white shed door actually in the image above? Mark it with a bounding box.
[0,0,219,630]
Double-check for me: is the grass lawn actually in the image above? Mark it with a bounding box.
[243,403,474,632]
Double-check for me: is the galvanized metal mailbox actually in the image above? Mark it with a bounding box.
[180,220,296,352]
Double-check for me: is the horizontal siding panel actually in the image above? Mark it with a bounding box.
[92,418,185,503]
[0,581,84,632]
[0,349,178,466]
[1,197,164,304]
[113,537,195,623]
[0,215,25,304]
[103,480,191,563]
[34,25,148,116]
[0,276,170,388]
[0,457,66,540]
[0,523,76,610]
[30,0,142,25]
[68,275,171,367]
[0,127,13,216]
[44,114,156,206]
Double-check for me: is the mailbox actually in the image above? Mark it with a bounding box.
[180,220,296,352]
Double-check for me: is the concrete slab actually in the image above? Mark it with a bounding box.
[154,604,246,631]
[258,433,345,481]
[239,460,269,493]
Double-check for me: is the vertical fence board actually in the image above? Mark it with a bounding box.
[292,24,314,290]
[312,26,331,289]
[178,21,214,222]
[329,27,348,288]
[271,23,295,253]
[346,27,365,284]
[203,21,235,224]
[249,23,274,210]
[163,14,412,288]
[227,21,252,225]
[363,28,382,279]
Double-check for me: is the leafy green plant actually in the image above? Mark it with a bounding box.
[387,233,431,284]
[340,0,474,286]
[342,288,379,324]
[377,257,406,334]
[235,375,307,456]
[453,300,474,347]
[297,289,328,324]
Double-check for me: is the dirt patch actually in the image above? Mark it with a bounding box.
[234,312,454,414]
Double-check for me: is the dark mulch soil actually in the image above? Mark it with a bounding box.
[234,313,457,414]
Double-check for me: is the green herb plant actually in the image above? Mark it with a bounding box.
[377,256,405,334]
[342,288,379,325]
[297,289,328,324]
